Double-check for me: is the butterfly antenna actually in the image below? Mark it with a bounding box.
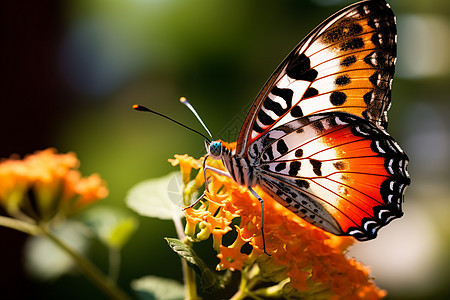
[179,97,213,141]
[133,104,212,142]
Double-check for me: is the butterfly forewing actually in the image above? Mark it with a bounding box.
[249,112,409,240]
[237,0,397,157]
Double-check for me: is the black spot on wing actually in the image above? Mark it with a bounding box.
[277,140,289,155]
[291,106,304,118]
[310,159,322,176]
[335,75,351,86]
[348,23,363,35]
[286,53,318,82]
[295,148,303,158]
[288,161,301,176]
[341,55,357,67]
[275,162,286,172]
[303,87,319,98]
[323,22,363,43]
[333,161,346,170]
[261,164,270,171]
[340,37,364,51]
[265,146,274,161]
[330,91,347,106]
[363,91,373,105]
[298,69,318,82]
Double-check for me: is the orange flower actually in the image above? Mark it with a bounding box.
[0,148,108,222]
[169,154,204,207]
[171,143,387,299]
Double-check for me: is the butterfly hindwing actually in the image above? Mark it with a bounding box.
[237,0,397,156]
[249,112,409,240]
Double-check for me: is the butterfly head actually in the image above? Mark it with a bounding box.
[206,140,222,160]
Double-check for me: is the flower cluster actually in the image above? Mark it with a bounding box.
[170,142,386,299]
[0,148,108,222]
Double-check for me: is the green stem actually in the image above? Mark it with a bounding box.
[230,265,250,300]
[172,213,200,300]
[253,278,289,298]
[109,247,121,284]
[182,251,200,300]
[0,215,39,235]
[230,265,268,300]
[40,225,133,300]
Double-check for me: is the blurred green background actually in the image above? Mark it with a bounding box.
[1,0,449,299]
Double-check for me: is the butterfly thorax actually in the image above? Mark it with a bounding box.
[207,141,258,187]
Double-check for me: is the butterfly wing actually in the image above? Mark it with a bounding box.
[249,112,409,240]
[237,0,397,157]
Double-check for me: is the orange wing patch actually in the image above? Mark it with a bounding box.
[310,123,392,233]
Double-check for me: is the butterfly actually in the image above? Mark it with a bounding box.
[133,0,410,243]
[203,0,410,242]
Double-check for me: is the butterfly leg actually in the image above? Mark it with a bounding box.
[202,154,232,192]
[202,154,231,192]
[183,190,206,210]
[248,187,269,255]
[183,156,231,209]
[204,165,231,179]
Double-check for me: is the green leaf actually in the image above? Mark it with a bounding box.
[81,205,138,249]
[165,238,231,292]
[131,275,185,300]
[126,172,185,220]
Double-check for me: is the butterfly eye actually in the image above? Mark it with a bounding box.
[209,141,222,159]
